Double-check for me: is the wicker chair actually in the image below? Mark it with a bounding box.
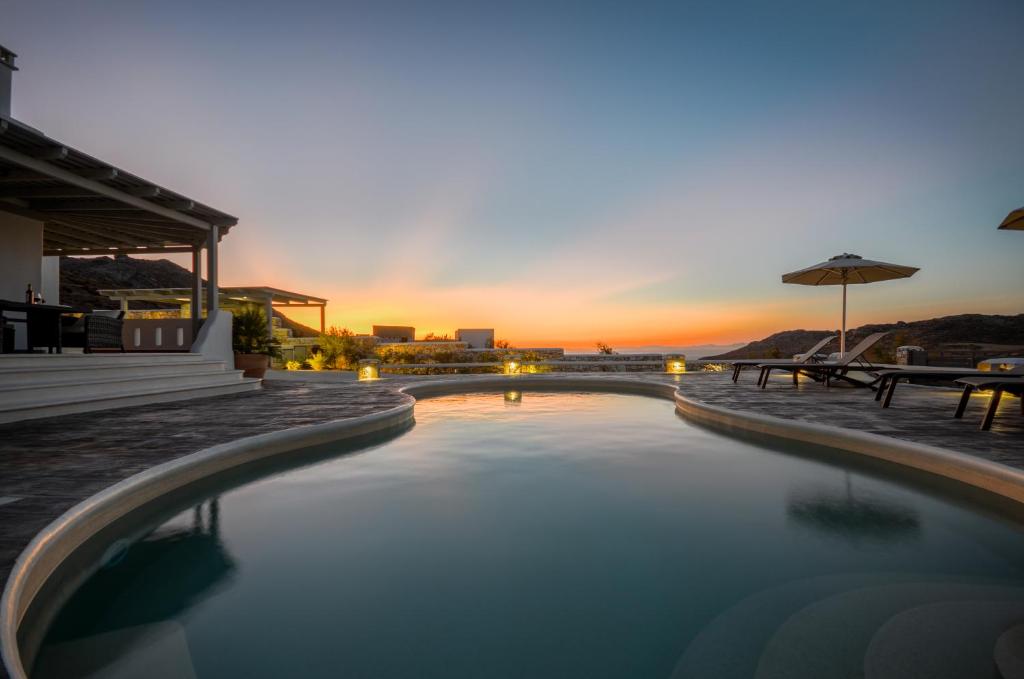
[62,310,126,353]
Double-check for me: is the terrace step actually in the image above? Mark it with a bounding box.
[0,369,248,409]
[0,358,227,388]
[0,353,261,424]
[0,378,261,425]
[0,352,203,369]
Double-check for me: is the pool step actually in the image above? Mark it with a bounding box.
[864,599,1024,679]
[754,580,1024,679]
[670,572,900,679]
[33,620,198,679]
[672,575,1024,679]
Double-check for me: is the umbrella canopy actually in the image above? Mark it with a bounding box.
[999,207,1024,231]
[782,253,918,355]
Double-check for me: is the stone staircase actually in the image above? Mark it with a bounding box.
[0,353,261,424]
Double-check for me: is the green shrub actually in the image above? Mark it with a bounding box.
[307,351,329,371]
[285,360,305,371]
[232,306,281,357]
[318,327,376,369]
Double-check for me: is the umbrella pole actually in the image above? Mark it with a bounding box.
[841,281,847,357]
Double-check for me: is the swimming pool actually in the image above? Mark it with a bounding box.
[30,391,1024,678]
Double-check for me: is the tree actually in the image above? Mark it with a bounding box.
[494,339,512,349]
[596,341,615,355]
[318,326,375,369]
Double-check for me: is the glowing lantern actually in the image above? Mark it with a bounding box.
[503,354,522,375]
[504,390,522,405]
[665,354,686,374]
[357,358,381,381]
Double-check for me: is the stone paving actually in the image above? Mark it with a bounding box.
[0,369,1021,666]
[679,371,1024,466]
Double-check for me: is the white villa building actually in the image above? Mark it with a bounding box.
[0,44,259,423]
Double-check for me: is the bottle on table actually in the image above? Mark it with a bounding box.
[25,283,34,304]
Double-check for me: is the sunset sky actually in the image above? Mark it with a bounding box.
[6,1,1023,350]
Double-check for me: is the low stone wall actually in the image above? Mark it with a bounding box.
[560,353,660,362]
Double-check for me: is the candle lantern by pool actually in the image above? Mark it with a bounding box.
[504,390,522,405]
[357,358,381,381]
[503,354,523,375]
[665,354,686,374]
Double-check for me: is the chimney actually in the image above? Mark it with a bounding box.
[0,45,17,119]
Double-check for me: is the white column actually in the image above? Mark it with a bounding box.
[205,225,219,316]
[264,298,274,341]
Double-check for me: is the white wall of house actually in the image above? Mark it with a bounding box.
[0,211,44,350]
[456,328,495,349]
[0,211,43,301]
[41,256,60,305]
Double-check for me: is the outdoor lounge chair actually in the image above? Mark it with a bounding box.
[757,332,889,389]
[874,365,1024,408]
[61,310,126,353]
[953,376,1024,430]
[730,335,836,385]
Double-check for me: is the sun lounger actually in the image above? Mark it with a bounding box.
[730,335,836,385]
[875,366,1024,408]
[757,332,889,389]
[953,376,1024,430]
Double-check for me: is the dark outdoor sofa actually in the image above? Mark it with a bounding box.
[61,310,126,353]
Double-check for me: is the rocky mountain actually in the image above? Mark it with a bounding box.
[703,314,1024,363]
[59,255,321,338]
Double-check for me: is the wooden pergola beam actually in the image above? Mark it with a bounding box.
[29,201,148,212]
[65,216,206,244]
[46,218,159,248]
[0,144,216,230]
[0,186,95,198]
[45,245,196,256]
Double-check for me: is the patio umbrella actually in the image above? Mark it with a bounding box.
[782,253,918,356]
[998,207,1024,230]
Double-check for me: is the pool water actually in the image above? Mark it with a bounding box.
[32,392,1024,679]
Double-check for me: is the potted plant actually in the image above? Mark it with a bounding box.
[232,307,281,379]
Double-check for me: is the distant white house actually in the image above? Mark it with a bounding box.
[456,328,495,349]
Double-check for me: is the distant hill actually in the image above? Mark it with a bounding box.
[703,314,1024,363]
[59,255,321,338]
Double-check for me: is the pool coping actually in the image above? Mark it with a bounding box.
[3,374,1024,678]
[673,391,1024,504]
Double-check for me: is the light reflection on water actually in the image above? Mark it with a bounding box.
[33,392,1024,679]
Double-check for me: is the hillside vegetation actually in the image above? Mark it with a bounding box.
[703,314,1024,362]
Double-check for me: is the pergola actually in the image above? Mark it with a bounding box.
[99,286,328,338]
[0,114,238,336]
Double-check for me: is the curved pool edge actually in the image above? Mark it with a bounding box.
[4,374,1024,678]
[0,400,416,679]
[674,391,1024,504]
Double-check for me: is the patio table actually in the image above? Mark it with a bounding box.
[0,300,86,354]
